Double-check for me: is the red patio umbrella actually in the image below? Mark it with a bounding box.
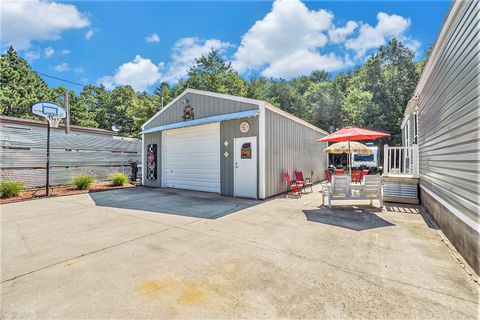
[316,126,390,142]
[316,126,390,174]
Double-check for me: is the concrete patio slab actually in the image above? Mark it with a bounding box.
[1,186,478,319]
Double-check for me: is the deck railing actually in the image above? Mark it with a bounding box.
[383,144,418,177]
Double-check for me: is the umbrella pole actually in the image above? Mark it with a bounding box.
[348,140,351,175]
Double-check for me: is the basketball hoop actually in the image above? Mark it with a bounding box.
[31,102,66,126]
[46,114,61,128]
[31,102,67,197]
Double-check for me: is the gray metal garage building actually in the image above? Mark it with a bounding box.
[141,89,327,199]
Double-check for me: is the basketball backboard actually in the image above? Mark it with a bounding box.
[31,102,66,127]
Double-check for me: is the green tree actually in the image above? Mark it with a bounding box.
[153,82,173,110]
[184,49,248,97]
[360,38,418,141]
[341,86,373,127]
[0,47,53,117]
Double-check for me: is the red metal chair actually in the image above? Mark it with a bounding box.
[295,170,313,193]
[324,169,333,182]
[361,169,369,181]
[284,171,301,198]
[351,170,363,183]
[335,169,345,175]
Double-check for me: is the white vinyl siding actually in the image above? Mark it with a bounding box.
[162,123,220,193]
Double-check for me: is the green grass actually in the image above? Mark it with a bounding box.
[0,180,24,198]
[71,175,95,190]
[108,172,128,186]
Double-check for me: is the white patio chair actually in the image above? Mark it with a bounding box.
[327,175,351,208]
[361,175,383,206]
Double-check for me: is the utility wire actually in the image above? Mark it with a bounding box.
[37,72,85,87]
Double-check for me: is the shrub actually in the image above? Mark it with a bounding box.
[0,180,24,198]
[109,172,128,186]
[71,175,95,190]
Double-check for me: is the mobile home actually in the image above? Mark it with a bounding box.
[401,0,479,274]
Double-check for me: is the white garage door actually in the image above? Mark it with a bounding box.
[162,122,220,193]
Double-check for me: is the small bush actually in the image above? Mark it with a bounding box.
[71,175,95,190]
[109,172,128,186]
[0,180,24,198]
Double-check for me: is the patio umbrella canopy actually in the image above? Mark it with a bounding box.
[317,126,388,174]
[316,126,390,142]
[324,141,373,154]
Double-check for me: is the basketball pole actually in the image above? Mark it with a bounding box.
[46,121,51,197]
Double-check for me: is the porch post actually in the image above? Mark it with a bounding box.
[383,144,389,176]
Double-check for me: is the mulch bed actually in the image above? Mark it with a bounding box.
[0,182,136,205]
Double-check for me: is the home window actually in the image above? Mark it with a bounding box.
[241,143,251,159]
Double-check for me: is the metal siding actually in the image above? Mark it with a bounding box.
[264,109,327,197]
[142,131,162,187]
[414,0,480,223]
[220,118,259,196]
[144,92,258,130]
[1,123,141,188]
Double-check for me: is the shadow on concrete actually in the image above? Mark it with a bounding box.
[383,203,420,215]
[89,187,263,219]
[303,206,395,231]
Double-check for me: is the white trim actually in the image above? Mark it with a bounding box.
[420,183,479,232]
[142,88,328,136]
[141,133,145,186]
[142,90,189,130]
[161,131,166,188]
[263,103,329,135]
[142,89,264,130]
[185,88,266,105]
[259,105,266,199]
[142,109,259,134]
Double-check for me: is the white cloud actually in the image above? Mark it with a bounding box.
[145,33,160,43]
[346,12,412,58]
[403,37,422,55]
[99,37,232,89]
[99,55,162,92]
[24,51,41,61]
[74,67,84,74]
[85,29,95,40]
[232,0,419,77]
[1,0,90,50]
[262,50,345,78]
[54,62,70,72]
[44,47,70,58]
[233,0,333,75]
[329,21,358,43]
[44,47,55,58]
[162,37,233,83]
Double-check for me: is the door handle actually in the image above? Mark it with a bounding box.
[235,162,238,168]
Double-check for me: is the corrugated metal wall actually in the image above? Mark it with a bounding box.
[413,0,479,224]
[265,109,327,197]
[220,117,259,196]
[142,131,162,187]
[1,122,141,187]
[144,92,258,130]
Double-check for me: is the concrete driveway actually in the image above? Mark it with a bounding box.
[1,186,478,319]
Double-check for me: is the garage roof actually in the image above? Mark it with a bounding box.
[140,109,259,134]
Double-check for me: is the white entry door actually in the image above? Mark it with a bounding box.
[162,123,220,193]
[234,136,257,198]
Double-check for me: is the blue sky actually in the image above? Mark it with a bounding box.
[2,0,451,93]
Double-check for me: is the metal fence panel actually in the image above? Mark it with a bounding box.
[1,121,141,187]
